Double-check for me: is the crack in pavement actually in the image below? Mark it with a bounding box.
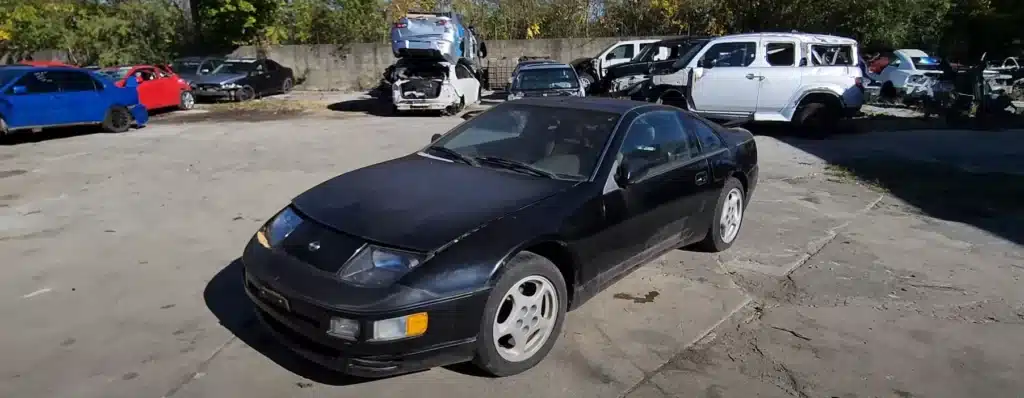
[160,335,238,398]
[618,192,885,398]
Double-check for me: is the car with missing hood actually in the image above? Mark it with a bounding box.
[391,58,481,115]
[507,63,586,101]
[241,97,758,378]
[190,58,294,102]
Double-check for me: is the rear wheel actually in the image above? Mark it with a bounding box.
[281,78,293,93]
[793,101,839,138]
[472,252,567,377]
[696,177,746,252]
[102,106,132,133]
[179,91,195,110]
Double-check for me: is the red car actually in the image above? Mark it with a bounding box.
[98,65,195,111]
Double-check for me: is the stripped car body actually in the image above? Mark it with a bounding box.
[392,59,481,114]
[599,36,710,98]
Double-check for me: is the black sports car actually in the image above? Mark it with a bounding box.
[189,57,295,101]
[241,97,758,378]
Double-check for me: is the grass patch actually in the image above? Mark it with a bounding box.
[202,99,328,114]
[826,158,1024,218]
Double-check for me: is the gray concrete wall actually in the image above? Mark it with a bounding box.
[230,36,662,91]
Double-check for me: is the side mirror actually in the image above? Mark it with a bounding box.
[11,86,27,94]
[430,133,442,142]
[124,78,139,88]
[614,161,633,186]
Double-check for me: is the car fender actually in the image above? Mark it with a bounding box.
[790,85,846,107]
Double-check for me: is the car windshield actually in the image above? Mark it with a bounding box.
[0,69,24,87]
[171,60,200,74]
[211,61,256,74]
[429,103,620,180]
[513,68,579,90]
[98,67,132,80]
[912,56,942,70]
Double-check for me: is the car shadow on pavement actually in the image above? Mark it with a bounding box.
[326,98,403,117]
[745,118,1024,246]
[0,125,104,145]
[203,259,407,386]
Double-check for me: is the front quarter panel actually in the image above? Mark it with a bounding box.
[400,183,596,299]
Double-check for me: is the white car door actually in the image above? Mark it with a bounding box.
[598,43,637,77]
[454,64,480,104]
[689,39,761,113]
[751,39,802,116]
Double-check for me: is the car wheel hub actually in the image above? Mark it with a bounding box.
[183,92,195,109]
[719,188,743,243]
[492,275,558,363]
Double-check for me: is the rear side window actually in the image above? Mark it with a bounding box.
[14,71,60,94]
[680,115,725,153]
[51,71,99,92]
[765,42,796,66]
[809,45,855,66]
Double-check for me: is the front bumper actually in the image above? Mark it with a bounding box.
[241,240,487,377]
[193,87,240,99]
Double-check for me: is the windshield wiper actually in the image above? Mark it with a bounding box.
[426,145,478,166]
[475,156,560,179]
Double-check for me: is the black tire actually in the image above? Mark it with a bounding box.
[102,106,132,133]
[178,91,195,110]
[578,72,595,87]
[281,78,293,93]
[696,177,745,252]
[792,102,838,139]
[472,252,567,377]
[236,86,256,102]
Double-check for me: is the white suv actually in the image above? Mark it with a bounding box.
[647,33,865,134]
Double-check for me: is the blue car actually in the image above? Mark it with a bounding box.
[0,65,149,137]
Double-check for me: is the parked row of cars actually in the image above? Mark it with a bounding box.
[505,32,866,137]
[0,56,296,138]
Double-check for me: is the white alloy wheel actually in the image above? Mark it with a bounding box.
[719,188,744,244]
[492,275,559,363]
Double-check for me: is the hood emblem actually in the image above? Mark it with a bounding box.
[307,241,321,252]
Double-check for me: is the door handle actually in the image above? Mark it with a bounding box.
[695,171,708,185]
[745,73,757,80]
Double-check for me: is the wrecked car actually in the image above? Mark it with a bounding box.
[597,36,711,98]
[390,11,486,76]
[391,59,481,115]
[569,39,659,87]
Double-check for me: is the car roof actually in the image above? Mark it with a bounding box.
[654,36,713,44]
[224,58,261,63]
[519,63,572,70]
[717,32,857,45]
[894,49,929,58]
[508,97,658,114]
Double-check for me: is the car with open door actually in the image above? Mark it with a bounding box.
[0,65,148,137]
[190,58,295,102]
[98,64,194,111]
[241,97,758,378]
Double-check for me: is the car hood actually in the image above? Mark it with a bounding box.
[193,73,247,85]
[290,154,577,252]
[514,87,580,97]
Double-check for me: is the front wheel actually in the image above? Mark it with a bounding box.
[102,106,132,133]
[236,86,256,102]
[696,177,745,252]
[281,78,293,93]
[472,252,567,377]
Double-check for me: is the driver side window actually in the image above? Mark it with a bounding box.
[618,111,695,179]
[700,42,757,68]
[606,44,634,61]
